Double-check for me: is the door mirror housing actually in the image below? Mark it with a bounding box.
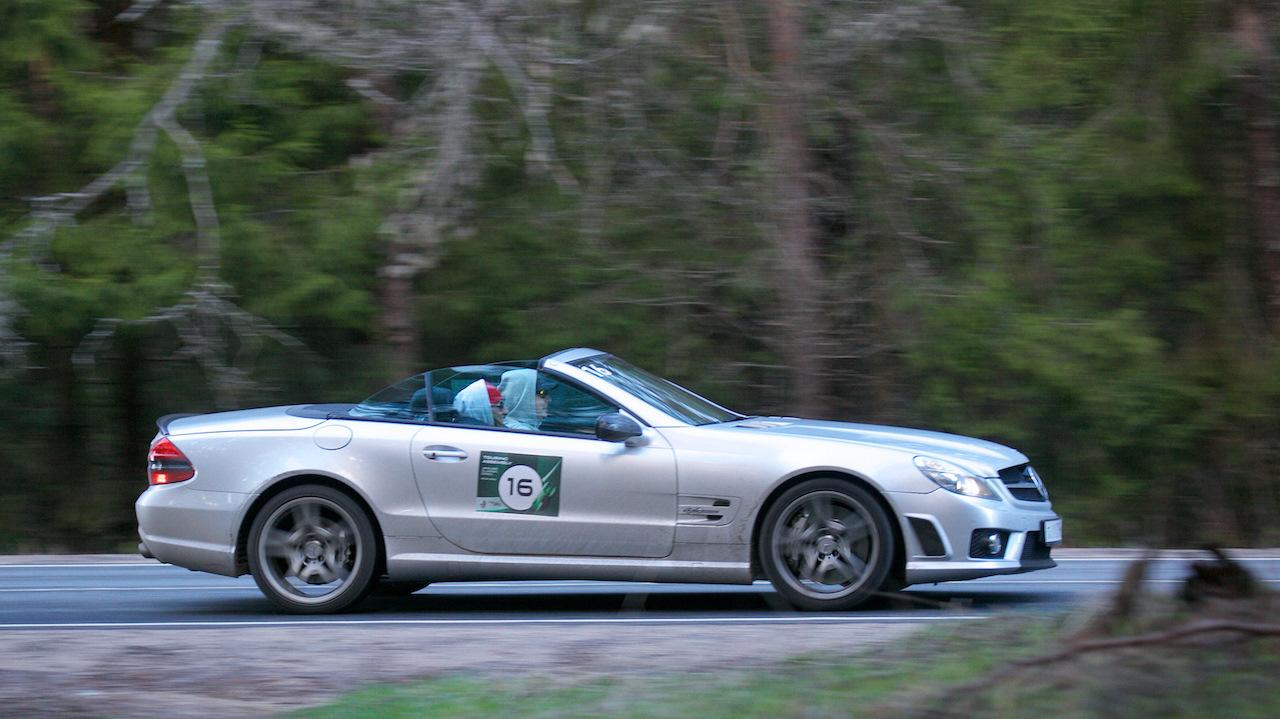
[595,412,644,443]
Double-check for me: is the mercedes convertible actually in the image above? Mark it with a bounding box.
[137,348,1062,613]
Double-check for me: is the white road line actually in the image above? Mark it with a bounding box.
[954,578,1280,585]
[0,564,170,569]
[3,554,1279,569]
[0,586,257,593]
[1054,557,1280,562]
[0,581,759,592]
[4,557,1280,570]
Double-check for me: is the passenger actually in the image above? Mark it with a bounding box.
[489,383,509,425]
[453,379,505,426]
[497,369,542,431]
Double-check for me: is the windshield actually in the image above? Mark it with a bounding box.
[348,373,430,421]
[569,355,740,425]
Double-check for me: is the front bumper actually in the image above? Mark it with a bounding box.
[889,490,1060,585]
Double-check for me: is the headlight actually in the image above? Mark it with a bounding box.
[913,456,998,499]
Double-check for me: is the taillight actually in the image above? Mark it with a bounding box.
[148,437,195,485]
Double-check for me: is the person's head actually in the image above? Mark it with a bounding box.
[498,369,540,429]
[485,382,506,424]
[452,379,499,425]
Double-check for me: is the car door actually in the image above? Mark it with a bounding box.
[410,423,677,558]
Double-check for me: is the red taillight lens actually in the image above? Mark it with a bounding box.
[148,437,195,485]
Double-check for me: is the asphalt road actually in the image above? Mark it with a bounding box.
[1,550,1278,718]
[2,549,1278,628]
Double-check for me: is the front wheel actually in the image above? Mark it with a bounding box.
[759,479,896,611]
[247,485,379,614]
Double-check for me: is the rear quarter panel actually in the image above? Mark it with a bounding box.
[158,419,436,543]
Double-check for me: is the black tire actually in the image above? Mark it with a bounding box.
[759,478,896,611]
[247,485,379,614]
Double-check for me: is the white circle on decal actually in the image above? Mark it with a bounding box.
[497,464,543,512]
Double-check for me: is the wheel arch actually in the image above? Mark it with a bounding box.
[234,474,387,577]
[749,470,906,589]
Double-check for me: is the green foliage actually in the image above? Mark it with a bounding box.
[0,12,388,549]
[983,0,1160,116]
[0,0,95,74]
[872,0,1280,544]
[2,0,1279,549]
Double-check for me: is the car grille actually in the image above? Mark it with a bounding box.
[998,464,1048,502]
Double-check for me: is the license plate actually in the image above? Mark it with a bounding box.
[1042,518,1063,545]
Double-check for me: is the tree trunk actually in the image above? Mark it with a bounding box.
[1233,1,1280,335]
[377,241,423,381]
[765,0,830,418]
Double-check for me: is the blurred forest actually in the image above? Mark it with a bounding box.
[1,0,1278,551]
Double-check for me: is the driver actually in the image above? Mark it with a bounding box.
[497,369,545,431]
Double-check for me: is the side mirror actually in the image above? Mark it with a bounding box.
[595,412,644,443]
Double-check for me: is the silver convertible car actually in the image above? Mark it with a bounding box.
[137,348,1062,614]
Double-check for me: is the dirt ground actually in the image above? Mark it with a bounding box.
[0,616,921,718]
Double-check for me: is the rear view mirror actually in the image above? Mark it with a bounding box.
[595,412,643,442]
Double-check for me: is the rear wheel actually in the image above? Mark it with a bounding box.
[759,478,895,611]
[247,485,378,614]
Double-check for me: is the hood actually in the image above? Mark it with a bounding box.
[162,406,328,436]
[730,417,1027,475]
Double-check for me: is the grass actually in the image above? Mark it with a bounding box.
[280,596,1280,719]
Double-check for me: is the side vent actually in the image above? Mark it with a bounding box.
[908,516,947,557]
[677,496,738,526]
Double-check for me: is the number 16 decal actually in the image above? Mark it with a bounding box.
[499,464,541,511]
[477,452,561,515]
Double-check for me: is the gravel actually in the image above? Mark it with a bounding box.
[0,621,922,718]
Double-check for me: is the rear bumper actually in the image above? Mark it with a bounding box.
[135,485,248,577]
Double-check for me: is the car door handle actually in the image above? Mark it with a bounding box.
[423,446,468,462]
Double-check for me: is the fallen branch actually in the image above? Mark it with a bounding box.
[1017,619,1280,669]
[912,551,1279,718]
